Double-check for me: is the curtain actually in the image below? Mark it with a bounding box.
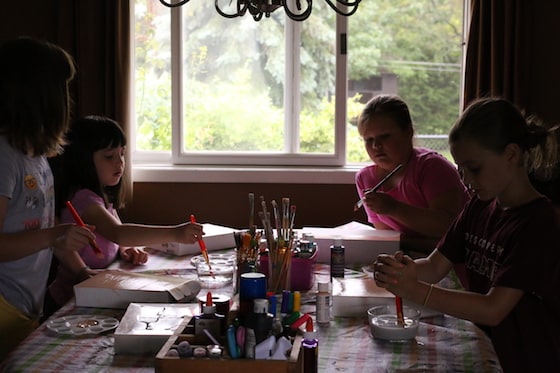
[464,0,560,203]
[463,0,532,108]
[56,0,133,202]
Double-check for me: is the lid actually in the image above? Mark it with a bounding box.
[303,318,317,339]
[253,298,268,314]
[333,237,343,247]
[202,292,216,314]
[318,282,329,292]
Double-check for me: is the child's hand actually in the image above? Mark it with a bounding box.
[176,222,205,244]
[120,247,148,265]
[373,251,417,298]
[53,223,96,253]
[363,192,398,214]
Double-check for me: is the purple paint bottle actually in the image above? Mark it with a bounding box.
[302,318,318,373]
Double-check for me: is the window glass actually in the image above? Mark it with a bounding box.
[347,0,464,163]
[133,0,464,165]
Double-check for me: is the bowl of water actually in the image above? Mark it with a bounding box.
[367,304,420,341]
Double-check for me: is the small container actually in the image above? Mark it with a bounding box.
[194,292,222,338]
[315,282,331,325]
[196,262,234,289]
[259,246,318,291]
[302,318,318,373]
[367,304,420,341]
[330,238,345,278]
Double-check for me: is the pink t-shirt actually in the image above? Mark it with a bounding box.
[48,189,119,306]
[355,147,468,236]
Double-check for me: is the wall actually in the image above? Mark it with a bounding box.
[124,182,365,229]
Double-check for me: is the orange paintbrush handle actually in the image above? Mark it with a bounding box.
[395,296,404,327]
[190,214,211,269]
[65,201,104,259]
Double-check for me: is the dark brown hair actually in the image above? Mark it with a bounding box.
[357,94,414,135]
[449,97,559,179]
[0,37,76,157]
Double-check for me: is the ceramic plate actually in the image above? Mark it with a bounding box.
[47,314,119,335]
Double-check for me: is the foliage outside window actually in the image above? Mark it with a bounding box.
[133,0,464,166]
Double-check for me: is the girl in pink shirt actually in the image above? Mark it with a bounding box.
[45,116,204,317]
[355,94,469,242]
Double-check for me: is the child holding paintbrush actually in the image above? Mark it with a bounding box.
[373,98,560,372]
[45,116,204,318]
[355,94,469,250]
[0,37,94,361]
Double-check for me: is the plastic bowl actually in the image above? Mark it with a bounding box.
[367,304,420,341]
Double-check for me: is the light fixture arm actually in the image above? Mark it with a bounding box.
[159,0,190,8]
[283,0,312,22]
[324,0,361,16]
[159,0,361,21]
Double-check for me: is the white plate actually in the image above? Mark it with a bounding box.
[47,314,119,335]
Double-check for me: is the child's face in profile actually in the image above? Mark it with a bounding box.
[450,137,514,203]
[93,145,126,187]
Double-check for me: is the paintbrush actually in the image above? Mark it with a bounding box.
[395,296,405,327]
[190,214,214,278]
[353,163,404,211]
[65,200,104,259]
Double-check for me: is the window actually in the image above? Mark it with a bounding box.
[132,0,465,172]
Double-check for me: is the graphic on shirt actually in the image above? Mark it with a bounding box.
[24,174,37,190]
[464,232,504,282]
[25,195,39,209]
[24,218,41,230]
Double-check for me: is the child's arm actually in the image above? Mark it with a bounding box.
[375,250,524,326]
[78,202,204,247]
[0,196,96,262]
[53,249,100,281]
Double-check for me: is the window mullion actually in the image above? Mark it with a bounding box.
[284,17,301,154]
[171,6,182,162]
[334,13,348,166]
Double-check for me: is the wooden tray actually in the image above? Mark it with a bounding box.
[155,329,303,373]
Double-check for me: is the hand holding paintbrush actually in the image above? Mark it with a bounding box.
[65,200,104,259]
[354,164,404,211]
[190,214,214,278]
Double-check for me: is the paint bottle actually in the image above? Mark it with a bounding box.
[302,318,318,373]
[315,282,331,325]
[194,292,221,338]
[246,298,273,344]
[330,238,345,278]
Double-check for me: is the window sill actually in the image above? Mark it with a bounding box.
[132,164,361,184]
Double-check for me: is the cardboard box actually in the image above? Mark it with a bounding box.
[114,303,199,355]
[331,277,440,318]
[301,221,400,264]
[74,270,202,309]
[150,223,238,256]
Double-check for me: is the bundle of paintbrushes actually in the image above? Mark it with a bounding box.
[255,195,297,294]
[233,225,261,273]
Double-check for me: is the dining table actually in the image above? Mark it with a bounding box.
[1,246,504,373]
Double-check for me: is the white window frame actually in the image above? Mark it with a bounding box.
[131,1,468,184]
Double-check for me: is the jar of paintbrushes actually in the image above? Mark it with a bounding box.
[233,226,261,292]
[256,196,297,294]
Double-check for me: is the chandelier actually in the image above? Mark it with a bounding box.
[158,0,361,22]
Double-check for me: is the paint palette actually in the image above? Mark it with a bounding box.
[367,305,420,341]
[190,253,236,267]
[47,314,119,335]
